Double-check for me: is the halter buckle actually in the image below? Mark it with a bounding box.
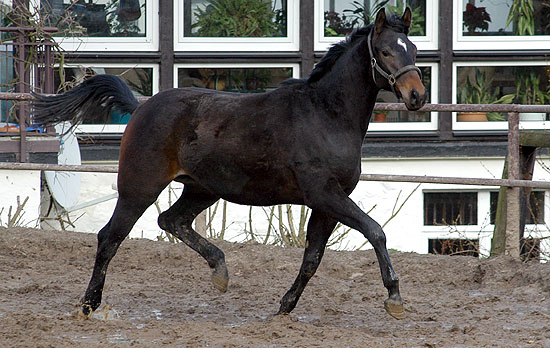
[371,57,377,68]
[388,75,396,86]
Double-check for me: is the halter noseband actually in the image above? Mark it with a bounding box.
[367,31,422,96]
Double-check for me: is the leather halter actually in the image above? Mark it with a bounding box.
[367,31,422,96]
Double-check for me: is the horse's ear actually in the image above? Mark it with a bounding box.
[402,7,412,28]
[374,8,386,34]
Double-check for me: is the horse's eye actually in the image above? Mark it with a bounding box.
[381,50,391,57]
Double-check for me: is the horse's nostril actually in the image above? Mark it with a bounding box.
[410,89,419,105]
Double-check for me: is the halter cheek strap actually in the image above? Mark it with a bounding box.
[367,31,422,96]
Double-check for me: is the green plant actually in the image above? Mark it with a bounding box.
[462,3,491,33]
[192,0,281,37]
[506,0,535,35]
[515,70,550,105]
[386,0,425,36]
[458,68,514,121]
[344,0,390,28]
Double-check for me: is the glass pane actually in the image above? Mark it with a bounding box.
[457,66,550,122]
[177,67,293,92]
[41,0,146,38]
[462,0,550,36]
[53,67,153,124]
[428,238,479,257]
[324,0,426,37]
[424,192,478,225]
[0,0,15,125]
[490,191,545,225]
[183,0,287,38]
[371,66,431,122]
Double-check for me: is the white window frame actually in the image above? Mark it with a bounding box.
[421,188,495,258]
[31,0,158,52]
[52,63,159,134]
[174,0,300,52]
[368,62,438,132]
[174,62,301,88]
[452,61,550,132]
[314,0,439,52]
[453,1,550,51]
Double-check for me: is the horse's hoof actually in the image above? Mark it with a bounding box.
[80,303,93,318]
[211,271,229,292]
[384,297,406,320]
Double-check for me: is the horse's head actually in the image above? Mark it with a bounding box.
[369,8,427,111]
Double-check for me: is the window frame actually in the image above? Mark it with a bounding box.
[173,62,301,89]
[368,62,439,133]
[31,0,159,52]
[452,61,550,132]
[452,1,550,51]
[314,0,439,52]
[173,0,300,52]
[51,63,159,134]
[421,189,494,257]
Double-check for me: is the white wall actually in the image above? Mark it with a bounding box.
[0,170,41,228]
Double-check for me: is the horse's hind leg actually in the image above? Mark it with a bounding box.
[81,196,155,315]
[158,184,228,292]
[278,210,337,314]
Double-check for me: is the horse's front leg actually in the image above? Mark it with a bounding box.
[302,180,405,319]
[278,210,336,314]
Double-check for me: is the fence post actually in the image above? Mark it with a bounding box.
[505,111,520,258]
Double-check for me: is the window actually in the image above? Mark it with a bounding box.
[175,63,299,90]
[315,0,438,51]
[33,0,158,51]
[490,191,545,225]
[368,62,438,132]
[428,238,479,257]
[521,237,541,261]
[453,62,550,131]
[174,0,300,51]
[53,64,158,133]
[424,192,478,226]
[453,0,550,50]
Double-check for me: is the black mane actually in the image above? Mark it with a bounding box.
[307,13,409,84]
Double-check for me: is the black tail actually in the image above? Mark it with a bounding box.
[32,74,140,127]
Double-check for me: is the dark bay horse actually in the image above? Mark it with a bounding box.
[33,8,426,320]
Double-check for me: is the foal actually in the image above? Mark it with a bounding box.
[33,8,426,319]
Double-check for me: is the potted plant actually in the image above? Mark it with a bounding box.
[515,71,550,121]
[457,68,514,121]
[463,3,491,34]
[192,0,280,37]
[506,0,535,35]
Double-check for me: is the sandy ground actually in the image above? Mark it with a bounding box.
[1,227,549,348]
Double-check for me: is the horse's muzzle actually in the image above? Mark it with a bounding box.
[397,71,427,111]
[405,87,427,111]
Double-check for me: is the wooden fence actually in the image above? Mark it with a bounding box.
[2,97,550,258]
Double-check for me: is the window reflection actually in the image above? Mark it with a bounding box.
[323,0,427,37]
[183,0,287,38]
[178,67,293,92]
[40,0,146,38]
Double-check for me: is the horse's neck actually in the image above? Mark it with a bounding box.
[315,47,379,136]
